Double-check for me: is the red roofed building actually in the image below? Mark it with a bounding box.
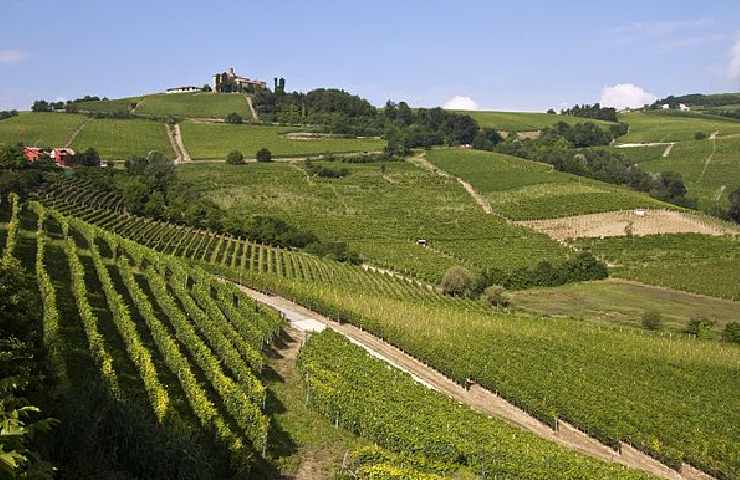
[23,146,75,167]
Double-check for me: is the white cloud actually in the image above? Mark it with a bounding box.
[599,83,656,110]
[443,96,478,111]
[729,35,740,81]
[0,49,27,64]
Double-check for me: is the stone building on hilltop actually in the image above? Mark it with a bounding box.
[211,67,266,93]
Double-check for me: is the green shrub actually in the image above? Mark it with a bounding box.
[225,150,244,165]
[641,311,664,331]
[256,148,272,162]
[439,266,474,297]
[482,285,510,308]
[723,322,740,343]
[686,316,714,338]
[694,131,708,140]
[224,112,243,124]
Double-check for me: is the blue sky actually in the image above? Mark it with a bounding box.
[2,0,740,111]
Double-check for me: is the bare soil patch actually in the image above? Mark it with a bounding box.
[516,209,737,240]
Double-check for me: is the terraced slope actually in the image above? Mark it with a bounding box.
[0,112,87,146]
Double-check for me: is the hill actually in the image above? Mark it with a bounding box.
[458,110,614,131]
[0,112,87,146]
[73,92,253,119]
[616,111,740,143]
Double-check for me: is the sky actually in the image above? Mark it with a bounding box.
[2,0,740,112]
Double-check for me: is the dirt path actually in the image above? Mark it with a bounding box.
[165,123,182,164]
[699,131,720,182]
[173,123,191,163]
[231,282,709,480]
[662,143,675,157]
[409,153,497,216]
[245,94,259,122]
[64,118,90,148]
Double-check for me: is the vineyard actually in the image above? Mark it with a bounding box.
[70,117,175,161]
[460,110,614,131]
[0,112,88,146]
[180,122,385,160]
[617,111,740,143]
[578,233,740,300]
[72,96,143,114]
[426,148,670,219]
[176,161,571,281]
[3,198,285,475]
[133,92,253,119]
[299,329,656,480]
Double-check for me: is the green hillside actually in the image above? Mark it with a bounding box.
[73,96,143,114]
[461,110,613,131]
[71,118,175,161]
[426,148,670,219]
[135,92,252,118]
[0,112,87,146]
[180,122,385,160]
[617,111,740,143]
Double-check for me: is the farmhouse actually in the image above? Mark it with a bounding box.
[212,67,266,93]
[23,146,75,167]
[166,86,200,94]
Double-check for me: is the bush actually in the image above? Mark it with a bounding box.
[224,112,243,124]
[482,285,510,308]
[439,266,474,297]
[256,148,272,162]
[686,316,714,338]
[225,150,244,165]
[723,322,740,343]
[641,311,664,331]
[694,131,708,140]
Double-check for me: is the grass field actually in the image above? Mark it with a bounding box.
[459,110,613,131]
[73,96,143,114]
[613,137,740,211]
[135,92,252,118]
[71,118,175,161]
[512,278,740,336]
[176,161,571,282]
[426,148,669,219]
[617,111,740,143]
[180,122,385,160]
[577,233,740,300]
[0,112,87,147]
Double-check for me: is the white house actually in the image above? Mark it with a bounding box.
[679,103,690,112]
[166,86,200,94]
[662,104,670,109]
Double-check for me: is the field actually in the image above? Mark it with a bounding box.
[426,148,669,219]
[180,122,385,160]
[73,96,143,114]
[0,112,87,146]
[175,160,571,281]
[459,110,613,131]
[36,183,740,478]
[71,118,175,161]
[135,92,252,118]
[512,278,740,336]
[577,233,740,300]
[617,111,740,143]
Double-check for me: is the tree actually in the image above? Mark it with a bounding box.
[226,150,244,165]
[482,285,510,308]
[686,316,714,338]
[31,101,52,113]
[0,145,28,169]
[202,83,212,92]
[723,322,740,343]
[439,266,474,297]
[224,112,243,124]
[694,131,708,140]
[641,311,664,331]
[256,148,272,162]
[72,147,101,167]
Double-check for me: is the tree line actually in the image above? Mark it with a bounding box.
[560,103,619,122]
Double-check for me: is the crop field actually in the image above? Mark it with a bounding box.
[73,96,143,113]
[617,111,740,143]
[35,184,740,478]
[459,110,613,131]
[426,149,668,219]
[299,330,655,479]
[577,233,740,300]
[71,118,174,161]
[0,112,87,146]
[176,161,571,281]
[233,258,739,479]
[512,278,740,336]
[135,92,252,118]
[180,122,385,160]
